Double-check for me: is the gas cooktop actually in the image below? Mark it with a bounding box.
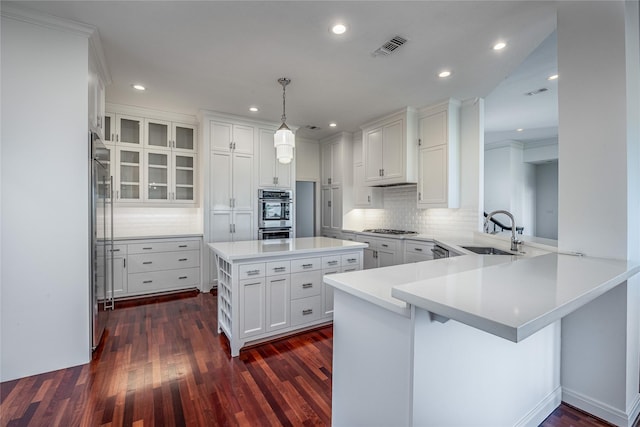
[362,229,418,235]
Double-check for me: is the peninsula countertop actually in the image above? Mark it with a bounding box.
[208,237,367,261]
[326,250,640,342]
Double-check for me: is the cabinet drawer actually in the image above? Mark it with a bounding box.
[341,252,361,267]
[290,271,322,300]
[322,255,341,269]
[128,267,199,293]
[290,295,322,326]
[405,241,434,255]
[128,240,199,254]
[266,260,290,276]
[290,257,321,273]
[376,238,399,252]
[239,263,265,279]
[128,250,199,273]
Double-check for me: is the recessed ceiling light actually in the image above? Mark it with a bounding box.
[331,23,347,35]
[329,123,337,127]
[132,84,146,91]
[438,70,452,78]
[547,74,559,81]
[516,128,524,132]
[493,42,507,51]
[249,106,259,112]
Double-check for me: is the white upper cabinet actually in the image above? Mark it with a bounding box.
[88,47,106,138]
[361,107,417,186]
[417,99,460,209]
[105,104,199,206]
[321,136,344,187]
[145,119,197,152]
[144,150,197,203]
[107,113,144,146]
[352,132,382,208]
[258,128,292,188]
[210,121,254,155]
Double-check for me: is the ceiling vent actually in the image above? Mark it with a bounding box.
[372,35,408,57]
[525,88,549,96]
[304,125,320,131]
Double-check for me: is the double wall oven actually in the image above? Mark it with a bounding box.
[258,189,293,239]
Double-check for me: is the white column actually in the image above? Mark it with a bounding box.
[460,98,485,231]
[557,2,640,425]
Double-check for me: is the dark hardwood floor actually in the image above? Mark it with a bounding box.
[0,291,636,426]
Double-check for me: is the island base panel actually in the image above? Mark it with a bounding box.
[412,308,561,427]
[332,289,413,427]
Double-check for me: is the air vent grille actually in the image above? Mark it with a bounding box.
[372,35,408,57]
[304,125,320,130]
[525,88,549,96]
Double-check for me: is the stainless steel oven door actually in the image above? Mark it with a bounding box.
[258,228,292,240]
[259,200,293,228]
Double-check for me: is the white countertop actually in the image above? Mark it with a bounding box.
[392,253,640,342]
[324,255,515,316]
[208,237,367,261]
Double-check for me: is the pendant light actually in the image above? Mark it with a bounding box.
[274,77,295,164]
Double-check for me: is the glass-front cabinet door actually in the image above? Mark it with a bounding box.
[173,153,196,202]
[145,150,170,202]
[146,119,171,149]
[173,123,196,152]
[116,114,143,146]
[116,147,143,202]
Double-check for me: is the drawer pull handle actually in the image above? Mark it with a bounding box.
[344,268,356,272]
[272,278,286,283]
[247,270,260,275]
[302,283,313,289]
[179,258,188,261]
[382,244,389,248]
[302,264,313,268]
[414,248,423,252]
[274,267,286,272]
[143,280,152,284]
[178,245,188,248]
[347,258,356,262]
[302,309,313,315]
[111,248,120,252]
[328,260,338,265]
[142,247,153,250]
[178,276,188,280]
[143,261,152,265]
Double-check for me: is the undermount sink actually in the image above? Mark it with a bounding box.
[461,246,515,256]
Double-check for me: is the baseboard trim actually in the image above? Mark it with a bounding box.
[515,386,562,427]
[563,387,640,427]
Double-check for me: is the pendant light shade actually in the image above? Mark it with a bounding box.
[274,77,295,164]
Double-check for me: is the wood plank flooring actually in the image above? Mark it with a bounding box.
[0,291,636,426]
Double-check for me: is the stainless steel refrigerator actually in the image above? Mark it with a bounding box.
[90,132,114,350]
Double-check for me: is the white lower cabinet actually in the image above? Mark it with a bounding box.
[215,248,364,356]
[240,276,265,338]
[114,236,202,298]
[404,240,435,263]
[356,235,401,269]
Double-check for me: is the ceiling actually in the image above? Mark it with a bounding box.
[14,1,558,141]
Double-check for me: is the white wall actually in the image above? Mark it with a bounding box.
[1,16,91,381]
[557,2,640,425]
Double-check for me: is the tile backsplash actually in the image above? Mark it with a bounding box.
[343,185,479,234]
[113,207,203,238]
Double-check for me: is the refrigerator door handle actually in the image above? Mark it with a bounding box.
[106,175,115,310]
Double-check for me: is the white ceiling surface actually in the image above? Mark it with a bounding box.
[16,1,558,140]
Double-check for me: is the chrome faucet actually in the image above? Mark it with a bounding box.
[484,210,523,252]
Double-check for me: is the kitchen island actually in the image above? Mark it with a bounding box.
[325,251,640,426]
[208,237,366,356]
